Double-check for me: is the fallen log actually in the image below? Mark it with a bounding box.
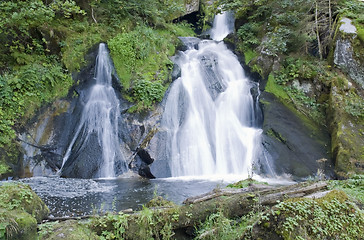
[91,181,329,239]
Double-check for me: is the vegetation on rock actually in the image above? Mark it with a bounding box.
[0,182,49,239]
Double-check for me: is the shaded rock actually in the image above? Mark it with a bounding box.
[328,82,364,177]
[259,92,333,179]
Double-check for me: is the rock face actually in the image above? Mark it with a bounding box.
[334,38,364,89]
[328,82,364,178]
[259,92,333,179]
[185,0,200,15]
[334,18,364,89]
[18,44,160,179]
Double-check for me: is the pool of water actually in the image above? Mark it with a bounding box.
[14,174,293,217]
[17,176,227,217]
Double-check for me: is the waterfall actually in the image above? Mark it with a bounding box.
[61,43,127,178]
[160,13,263,178]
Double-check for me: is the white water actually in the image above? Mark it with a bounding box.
[61,43,125,178]
[161,13,263,178]
[210,12,234,41]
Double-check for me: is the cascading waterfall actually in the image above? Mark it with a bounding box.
[161,12,264,177]
[61,43,127,178]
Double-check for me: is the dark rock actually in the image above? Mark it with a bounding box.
[259,92,334,179]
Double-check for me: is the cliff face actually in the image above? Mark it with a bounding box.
[220,0,364,177]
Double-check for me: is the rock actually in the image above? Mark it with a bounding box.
[0,183,49,222]
[0,209,38,240]
[40,220,98,240]
[259,92,333,179]
[0,183,49,239]
[328,81,364,177]
[334,38,364,89]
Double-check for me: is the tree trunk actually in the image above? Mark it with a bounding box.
[114,181,329,239]
[315,0,323,60]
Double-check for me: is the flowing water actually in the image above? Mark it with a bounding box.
[61,43,127,178]
[160,12,264,178]
[11,13,280,217]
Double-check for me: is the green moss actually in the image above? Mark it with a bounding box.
[267,128,287,144]
[244,48,258,65]
[0,162,11,177]
[227,178,268,189]
[41,220,98,240]
[0,182,49,222]
[265,74,290,101]
[0,209,38,240]
[329,175,364,204]
[357,27,364,43]
[258,190,364,240]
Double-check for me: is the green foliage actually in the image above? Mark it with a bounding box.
[94,212,128,240]
[0,183,34,211]
[262,27,294,57]
[237,23,260,50]
[195,211,243,240]
[131,80,166,112]
[329,175,364,204]
[0,162,11,177]
[344,91,364,118]
[109,23,193,111]
[259,190,364,240]
[0,0,85,69]
[0,59,72,147]
[38,221,59,239]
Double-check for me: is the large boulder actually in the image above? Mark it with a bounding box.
[259,92,333,179]
[0,183,49,239]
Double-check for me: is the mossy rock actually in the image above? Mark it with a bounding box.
[252,190,364,240]
[40,220,98,240]
[146,196,176,208]
[0,209,37,240]
[328,80,364,177]
[226,178,268,189]
[0,183,49,222]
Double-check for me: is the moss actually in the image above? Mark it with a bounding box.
[146,196,176,208]
[254,190,364,240]
[0,183,49,222]
[244,48,258,65]
[227,178,268,189]
[265,74,290,101]
[328,82,364,176]
[357,27,364,43]
[266,128,287,144]
[0,209,38,240]
[41,220,98,240]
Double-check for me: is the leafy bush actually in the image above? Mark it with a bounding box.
[108,23,193,111]
[0,59,72,147]
[237,23,260,50]
[259,190,364,240]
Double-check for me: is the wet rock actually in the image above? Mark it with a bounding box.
[259,92,333,179]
